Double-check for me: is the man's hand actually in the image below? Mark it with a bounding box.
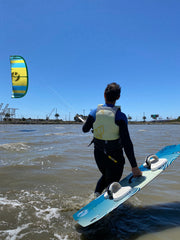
[132,166,142,177]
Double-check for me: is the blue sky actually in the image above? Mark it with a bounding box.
[0,0,180,121]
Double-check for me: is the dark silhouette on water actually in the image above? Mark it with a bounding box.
[76,202,180,240]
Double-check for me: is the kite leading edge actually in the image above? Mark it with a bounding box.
[10,55,28,98]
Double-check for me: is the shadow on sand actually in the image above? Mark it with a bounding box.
[76,201,180,240]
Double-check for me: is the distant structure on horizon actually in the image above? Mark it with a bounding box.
[151,114,159,120]
[0,103,18,121]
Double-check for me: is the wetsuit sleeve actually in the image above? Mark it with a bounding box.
[82,115,95,132]
[116,119,137,168]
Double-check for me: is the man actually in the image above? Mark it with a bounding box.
[82,82,142,197]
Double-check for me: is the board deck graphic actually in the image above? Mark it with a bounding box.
[73,144,180,227]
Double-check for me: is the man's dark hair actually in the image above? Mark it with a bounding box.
[104,82,121,102]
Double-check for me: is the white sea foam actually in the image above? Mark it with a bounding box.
[0,142,30,151]
[0,224,30,240]
[54,233,69,240]
[34,206,60,222]
[45,132,74,136]
[0,197,22,207]
[38,146,54,152]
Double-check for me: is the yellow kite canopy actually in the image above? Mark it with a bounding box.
[10,55,28,98]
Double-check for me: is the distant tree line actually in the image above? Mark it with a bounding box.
[2,112,180,123]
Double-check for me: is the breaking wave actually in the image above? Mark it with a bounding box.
[0,142,30,152]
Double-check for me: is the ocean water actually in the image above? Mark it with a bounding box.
[0,123,180,240]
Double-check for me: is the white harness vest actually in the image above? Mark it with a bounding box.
[93,105,120,140]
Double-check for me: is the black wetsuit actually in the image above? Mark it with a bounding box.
[82,105,138,194]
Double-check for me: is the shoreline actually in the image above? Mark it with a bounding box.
[0,119,180,125]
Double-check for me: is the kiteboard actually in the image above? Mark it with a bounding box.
[73,144,180,227]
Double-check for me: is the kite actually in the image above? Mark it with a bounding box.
[10,55,28,98]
